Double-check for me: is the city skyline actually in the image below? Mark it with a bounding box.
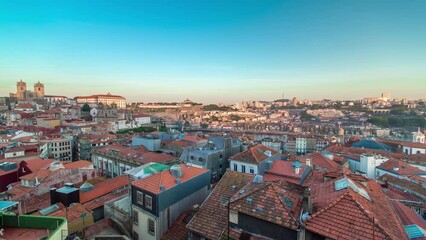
[1,0,426,103]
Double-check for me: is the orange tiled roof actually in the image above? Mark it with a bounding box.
[391,200,426,229]
[186,170,254,240]
[230,182,301,230]
[299,152,341,170]
[83,189,128,211]
[230,144,278,164]
[63,160,93,169]
[264,160,308,185]
[23,158,55,173]
[79,175,128,203]
[132,164,208,194]
[306,177,407,240]
[377,159,426,176]
[161,210,193,240]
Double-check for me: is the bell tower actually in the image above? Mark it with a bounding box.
[34,81,45,98]
[16,80,27,100]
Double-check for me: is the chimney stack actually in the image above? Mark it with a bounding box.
[50,188,57,205]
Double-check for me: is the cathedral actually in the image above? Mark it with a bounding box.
[9,80,45,101]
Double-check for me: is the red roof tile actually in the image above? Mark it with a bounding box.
[230,144,278,164]
[264,160,308,185]
[161,210,193,240]
[391,200,426,229]
[299,152,341,170]
[377,159,426,176]
[80,175,128,203]
[63,160,93,169]
[22,158,55,173]
[186,170,254,240]
[132,164,208,194]
[306,177,407,240]
[230,182,301,230]
[83,189,128,210]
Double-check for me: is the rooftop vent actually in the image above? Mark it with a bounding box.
[246,197,253,203]
[264,150,272,157]
[170,165,184,178]
[80,181,95,192]
[253,175,263,183]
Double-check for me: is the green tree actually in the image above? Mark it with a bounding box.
[81,103,91,112]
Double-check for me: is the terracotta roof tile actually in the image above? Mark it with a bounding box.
[230,144,278,164]
[379,174,426,198]
[230,182,302,230]
[306,176,407,240]
[377,159,426,176]
[63,160,93,169]
[186,170,254,240]
[161,210,193,240]
[131,164,208,194]
[80,175,128,203]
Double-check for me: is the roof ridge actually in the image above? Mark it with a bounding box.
[230,181,271,203]
[308,191,350,219]
[346,191,394,240]
[270,184,299,225]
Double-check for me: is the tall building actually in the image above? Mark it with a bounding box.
[9,80,45,101]
[34,81,45,98]
[16,79,27,100]
[75,93,126,109]
[381,92,391,101]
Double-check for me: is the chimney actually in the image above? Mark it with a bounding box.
[306,158,311,167]
[193,204,200,212]
[50,188,57,205]
[295,167,300,175]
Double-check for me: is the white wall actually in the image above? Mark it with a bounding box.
[230,160,258,174]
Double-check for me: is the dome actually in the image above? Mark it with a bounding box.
[170,165,184,178]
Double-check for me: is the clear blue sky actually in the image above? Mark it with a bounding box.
[1,0,425,103]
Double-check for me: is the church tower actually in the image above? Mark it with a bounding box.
[16,80,27,100]
[34,81,45,98]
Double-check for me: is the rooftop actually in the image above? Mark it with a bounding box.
[132,164,209,194]
[230,144,278,164]
[186,170,254,240]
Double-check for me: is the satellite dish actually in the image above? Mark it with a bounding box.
[90,108,98,117]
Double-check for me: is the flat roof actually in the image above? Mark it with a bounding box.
[56,186,78,194]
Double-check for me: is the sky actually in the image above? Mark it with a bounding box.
[0,0,425,104]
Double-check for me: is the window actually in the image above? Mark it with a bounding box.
[250,168,254,174]
[136,191,143,205]
[234,164,238,171]
[190,156,194,160]
[148,218,155,236]
[133,231,139,240]
[133,210,139,225]
[242,165,246,173]
[145,195,153,210]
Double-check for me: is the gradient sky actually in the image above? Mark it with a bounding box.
[1,0,425,103]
